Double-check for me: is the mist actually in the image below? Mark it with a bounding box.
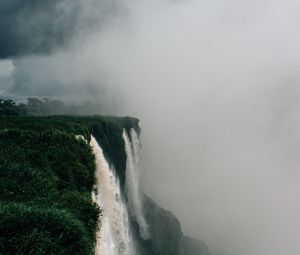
[2,0,300,254]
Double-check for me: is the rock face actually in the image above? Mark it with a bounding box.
[131,196,209,255]
[180,236,210,255]
[0,115,209,255]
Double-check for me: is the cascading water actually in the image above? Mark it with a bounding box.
[90,136,135,255]
[123,129,150,240]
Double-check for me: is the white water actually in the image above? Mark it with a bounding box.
[90,136,135,255]
[123,129,150,240]
[75,135,87,143]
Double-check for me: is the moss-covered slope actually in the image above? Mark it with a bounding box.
[0,116,139,255]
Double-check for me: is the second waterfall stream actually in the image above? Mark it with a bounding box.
[90,128,149,255]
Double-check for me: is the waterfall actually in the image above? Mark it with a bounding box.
[123,129,150,240]
[90,136,135,255]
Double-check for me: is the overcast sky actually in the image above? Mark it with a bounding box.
[1,1,300,255]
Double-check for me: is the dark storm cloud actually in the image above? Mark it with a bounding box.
[0,0,81,58]
[0,0,125,102]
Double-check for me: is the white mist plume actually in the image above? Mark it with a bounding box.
[85,1,300,255]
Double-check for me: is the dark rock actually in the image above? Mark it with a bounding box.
[132,196,209,255]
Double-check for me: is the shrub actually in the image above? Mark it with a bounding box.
[0,203,93,255]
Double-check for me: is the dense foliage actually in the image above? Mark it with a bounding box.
[0,99,27,116]
[0,123,98,254]
[0,115,139,254]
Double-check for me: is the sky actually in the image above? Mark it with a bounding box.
[1,1,300,255]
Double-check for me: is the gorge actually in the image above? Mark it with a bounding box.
[0,115,208,255]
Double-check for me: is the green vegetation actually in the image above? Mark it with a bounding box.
[0,115,139,254]
[0,99,27,116]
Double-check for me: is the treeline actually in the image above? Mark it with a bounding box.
[0,98,103,117]
[0,99,27,116]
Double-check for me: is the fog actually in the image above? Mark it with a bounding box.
[2,0,300,254]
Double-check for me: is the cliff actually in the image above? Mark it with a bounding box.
[0,116,138,254]
[0,115,208,255]
[132,196,209,255]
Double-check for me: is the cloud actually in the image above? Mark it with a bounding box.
[2,1,300,254]
[0,0,122,59]
[0,0,80,58]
